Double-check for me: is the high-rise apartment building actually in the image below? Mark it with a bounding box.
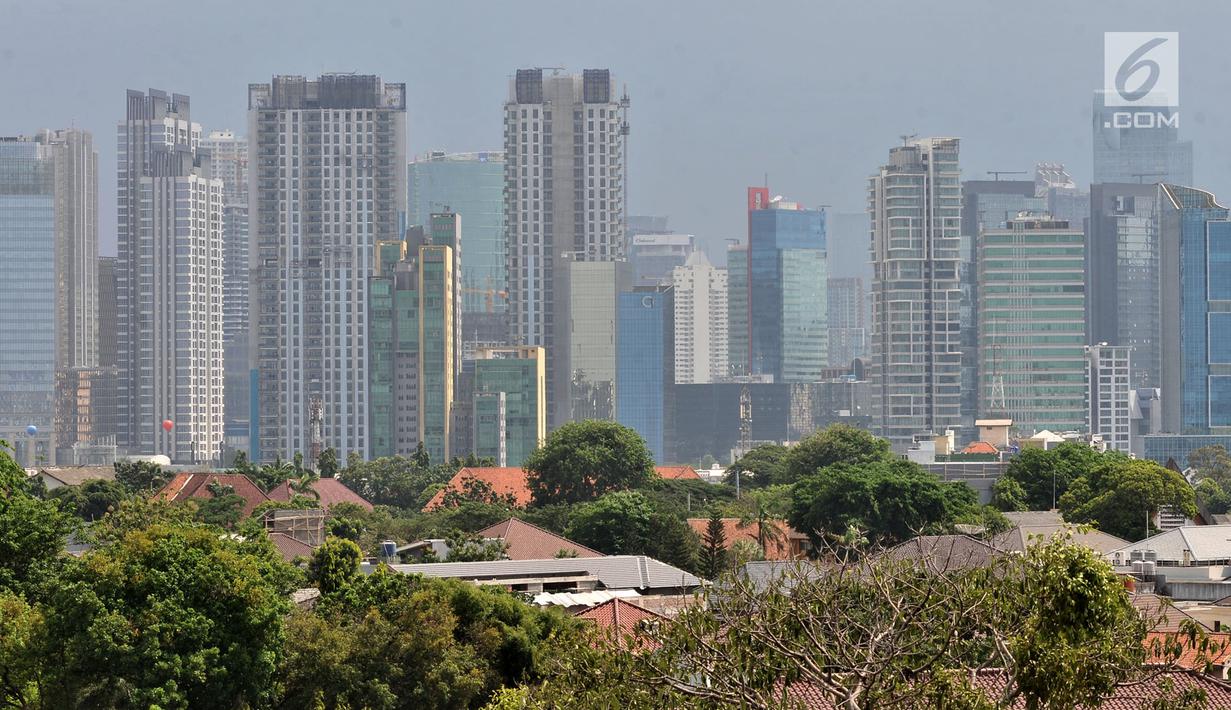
[672,250,727,384]
[249,74,407,462]
[0,130,97,465]
[978,215,1087,436]
[827,277,865,367]
[408,151,507,354]
[1087,343,1133,453]
[473,346,546,466]
[200,129,251,454]
[868,137,963,449]
[743,187,827,383]
[504,68,628,426]
[1087,183,1160,388]
[117,89,223,463]
[1093,92,1192,186]
[1158,184,1231,434]
[417,244,455,462]
[617,287,674,463]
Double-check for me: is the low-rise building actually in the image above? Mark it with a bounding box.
[378,555,704,597]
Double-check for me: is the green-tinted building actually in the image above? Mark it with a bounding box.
[368,238,456,463]
[473,346,545,466]
[978,214,1087,436]
[727,243,749,378]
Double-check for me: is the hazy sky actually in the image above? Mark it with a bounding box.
[4,0,1230,263]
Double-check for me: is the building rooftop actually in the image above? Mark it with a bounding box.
[475,518,603,560]
[267,477,373,511]
[423,467,534,510]
[35,467,116,487]
[685,518,803,561]
[383,555,703,592]
[1109,525,1231,564]
[874,535,1003,572]
[155,473,269,517]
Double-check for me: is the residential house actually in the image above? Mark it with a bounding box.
[424,465,703,511]
[474,518,603,560]
[34,466,116,491]
[686,517,809,560]
[155,472,270,517]
[378,555,704,597]
[266,477,373,511]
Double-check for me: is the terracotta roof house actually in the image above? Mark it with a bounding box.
[686,517,808,560]
[423,467,533,510]
[267,477,373,511]
[268,532,315,563]
[960,441,1000,456]
[655,465,701,481]
[574,598,668,649]
[425,465,702,511]
[155,473,270,517]
[475,518,603,560]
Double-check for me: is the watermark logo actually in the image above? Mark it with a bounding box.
[1103,32,1179,128]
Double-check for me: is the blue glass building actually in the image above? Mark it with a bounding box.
[616,288,673,462]
[746,191,827,383]
[408,152,506,315]
[1158,184,1231,434]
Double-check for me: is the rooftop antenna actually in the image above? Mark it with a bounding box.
[987,170,1027,181]
[1130,171,1167,184]
[900,133,918,145]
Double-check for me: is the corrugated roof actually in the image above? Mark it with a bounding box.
[533,589,640,607]
[1108,525,1231,563]
[475,518,603,560]
[384,555,703,591]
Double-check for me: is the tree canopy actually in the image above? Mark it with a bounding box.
[525,420,655,506]
[999,442,1105,511]
[781,423,893,484]
[1061,457,1197,541]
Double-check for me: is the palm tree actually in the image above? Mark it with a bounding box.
[289,469,321,501]
[737,497,785,558]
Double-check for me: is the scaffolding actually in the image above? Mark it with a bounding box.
[262,508,327,547]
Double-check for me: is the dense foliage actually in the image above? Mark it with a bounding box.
[525,420,655,505]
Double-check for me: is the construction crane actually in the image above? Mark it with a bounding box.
[461,287,508,314]
[987,170,1027,181]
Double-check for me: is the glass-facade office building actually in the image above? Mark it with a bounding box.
[0,140,56,464]
[746,188,827,383]
[616,289,673,463]
[473,346,545,467]
[408,152,505,315]
[978,216,1087,435]
[1159,184,1231,434]
[1092,92,1192,186]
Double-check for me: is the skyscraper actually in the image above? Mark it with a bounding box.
[249,75,407,462]
[671,250,727,384]
[978,215,1087,436]
[868,137,963,449]
[959,179,1046,435]
[744,188,827,383]
[1093,92,1192,186]
[560,259,629,423]
[199,129,251,454]
[726,242,749,379]
[0,130,96,465]
[1158,184,1231,434]
[417,244,456,462]
[827,277,865,367]
[628,233,694,288]
[504,68,628,425]
[617,287,674,463]
[1087,182,1160,388]
[116,89,223,463]
[408,151,507,355]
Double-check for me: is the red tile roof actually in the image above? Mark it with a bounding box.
[155,473,269,517]
[686,518,802,561]
[423,467,533,510]
[475,518,603,560]
[961,441,1000,455]
[425,465,700,511]
[573,598,667,649]
[268,532,315,563]
[267,478,373,511]
[655,465,701,480]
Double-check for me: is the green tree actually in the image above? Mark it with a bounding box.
[442,529,508,562]
[39,524,294,709]
[1188,444,1231,486]
[49,478,130,521]
[991,475,1030,512]
[228,450,256,476]
[736,491,786,558]
[412,440,431,469]
[564,490,700,572]
[789,458,976,547]
[525,420,655,506]
[337,455,457,509]
[194,485,246,529]
[781,424,893,484]
[1001,442,1106,510]
[0,442,76,594]
[1061,458,1197,541]
[309,537,362,594]
[112,459,170,493]
[317,447,340,478]
[699,510,729,579]
[725,443,789,489]
[290,468,322,501]
[0,591,43,708]
[1197,477,1231,515]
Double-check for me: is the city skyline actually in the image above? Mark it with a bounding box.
[5,1,1231,266]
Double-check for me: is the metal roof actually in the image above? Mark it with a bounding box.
[382,555,703,591]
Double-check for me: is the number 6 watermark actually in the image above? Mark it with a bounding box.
[1104,32,1179,128]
